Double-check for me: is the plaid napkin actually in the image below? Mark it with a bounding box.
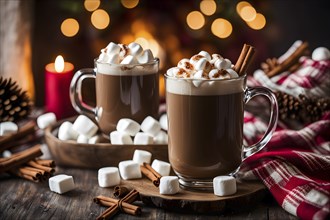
[241,54,330,220]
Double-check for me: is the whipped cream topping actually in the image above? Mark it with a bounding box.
[98,42,155,65]
[167,51,239,80]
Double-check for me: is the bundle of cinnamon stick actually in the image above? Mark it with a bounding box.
[94,189,141,219]
[261,41,309,77]
[0,144,56,182]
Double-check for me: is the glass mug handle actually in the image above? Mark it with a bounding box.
[70,68,96,116]
[242,87,278,160]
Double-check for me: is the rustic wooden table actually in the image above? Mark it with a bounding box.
[0,165,297,220]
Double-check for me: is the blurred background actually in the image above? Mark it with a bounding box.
[0,0,329,108]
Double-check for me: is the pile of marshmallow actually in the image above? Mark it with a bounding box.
[48,149,178,195]
[98,42,155,65]
[48,148,237,196]
[167,51,239,80]
[53,113,168,145]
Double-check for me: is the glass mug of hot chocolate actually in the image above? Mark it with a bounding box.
[165,50,278,190]
[70,42,159,135]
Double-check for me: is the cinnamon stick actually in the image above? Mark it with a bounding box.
[0,145,42,173]
[140,164,161,187]
[267,41,308,77]
[234,44,249,73]
[35,159,56,168]
[94,195,141,216]
[96,189,140,219]
[27,160,55,174]
[113,186,130,198]
[240,46,256,75]
[0,121,37,152]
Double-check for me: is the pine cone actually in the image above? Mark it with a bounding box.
[0,76,32,122]
[275,91,330,124]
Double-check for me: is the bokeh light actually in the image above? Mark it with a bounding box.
[211,18,232,38]
[186,11,205,30]
[200,0,217,16]
[84,0,100,12]
[121,34,135,44]
[135,37,149,50]
[240,6,257,22]
[121,0,139,9]
[247,13,266,30]
[91,9,110,30]
[61,18,79,37]
[236,1,251,14]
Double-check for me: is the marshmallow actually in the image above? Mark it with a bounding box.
[194,58,208,71]
[98,52,110,63]
[118,160,142,180]
[134,132,154,145]
[98,167,121,187]
[88,135,102,144]
[110,131,133,145]
[77,135,89,144]
[151,159,171,176]
[72,115,98,138]
[159,176,180,195]
[0,122,18,136]
[159,114,168,131]
[214,58,230,70]
[49,174,75,194]
[137,49,154,64]
[178,59,195,73]
[128,42,143,57]
[37,112,57,129]
[312,47,330,61]
[226,68,239,78]
[107,53,120,64]
[153,130,168,144]
[213,176,237,196]
[58,121,79,141]
[132,149,152,164]
[141,116,161,136]
[105,42,121,55]
[116,118,140,136]
[121,55,137,65]
[2,150,12,158]
[198,51,211,61]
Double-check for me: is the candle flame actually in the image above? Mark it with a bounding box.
[55,55,65,73]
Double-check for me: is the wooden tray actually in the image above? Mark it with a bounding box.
[122,178,266,214]
[44,118,168,169]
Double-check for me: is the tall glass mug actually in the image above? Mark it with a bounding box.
[70,58,159,136]
[165,74,278,190]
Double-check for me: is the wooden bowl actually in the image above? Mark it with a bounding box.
[44,118,168,169]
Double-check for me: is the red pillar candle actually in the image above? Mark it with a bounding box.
[45,55,75,119]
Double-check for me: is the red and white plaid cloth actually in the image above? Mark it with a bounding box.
[241,49,330,220]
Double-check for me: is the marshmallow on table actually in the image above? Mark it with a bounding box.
[2,150,12,158]
[134,132,154,145]
[153,130,168,144]
[98,167,121,187]
[312,47,330,61]
[58,121,79,141]
[159,114,168,131]
[37,112,56,129]
[151,159,171,177]
[0,122,18,136]
[132,149,152,165]
[141,116,161,136]
[116,118,140,136]
[72,115,98,138]
[213,176,237,196]
[159,176,180,195]
[49,174,75,194]
[77,135,89,144]
[118,160,142,180]
[110,131,133,145]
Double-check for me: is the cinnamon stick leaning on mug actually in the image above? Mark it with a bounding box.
[234,44,256,76]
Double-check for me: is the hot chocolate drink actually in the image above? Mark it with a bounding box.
[96,66,159,133]
[70,42,159,135]
[165,49,278,190]
[166,78,245,179]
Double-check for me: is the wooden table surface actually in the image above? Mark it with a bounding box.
[0,165,297,220]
